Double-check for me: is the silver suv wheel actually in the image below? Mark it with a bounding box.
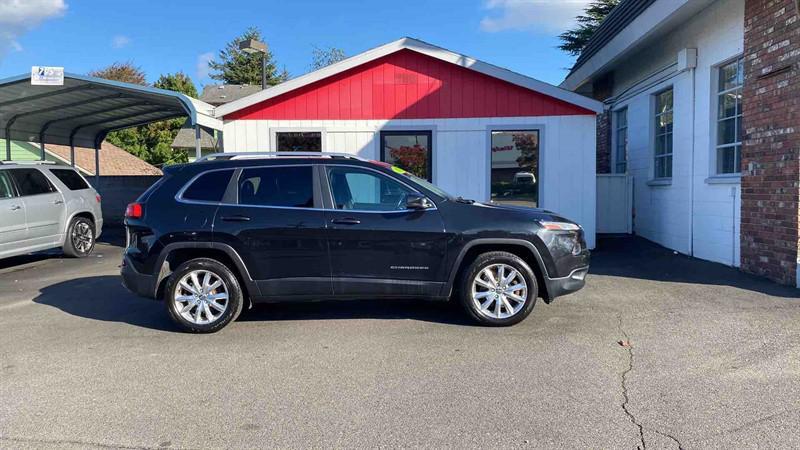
[71,221,94,253]
[173,270,229,325]
[470,263,528,319]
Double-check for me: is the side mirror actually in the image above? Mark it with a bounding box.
[405,192,434,210]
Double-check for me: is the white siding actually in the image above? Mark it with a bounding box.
[607,0,744,266]
[222,115,597,248]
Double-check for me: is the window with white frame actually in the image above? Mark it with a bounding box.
[614,108,628,173]
[716,57,744,174]
[653,89,674,179]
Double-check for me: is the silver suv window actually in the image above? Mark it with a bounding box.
[50,169,89,191]
[9,168,56,196]
[0,171,15,198]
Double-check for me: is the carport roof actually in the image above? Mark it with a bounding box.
[0,72,220,150]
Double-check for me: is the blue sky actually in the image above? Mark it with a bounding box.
[0,0,589,90]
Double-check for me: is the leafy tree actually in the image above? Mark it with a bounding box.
[208,27,288,86]
[88,62,146,85]
[91,65,198,166]
[310,46,346,71]
[558,0,620,56]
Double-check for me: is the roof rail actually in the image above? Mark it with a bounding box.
[0,160,57,165]
[196,152,369,163]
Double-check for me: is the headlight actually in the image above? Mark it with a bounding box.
[538,221,581,231]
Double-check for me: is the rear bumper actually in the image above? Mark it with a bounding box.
[121,255,157,300]
[544,266,588,302]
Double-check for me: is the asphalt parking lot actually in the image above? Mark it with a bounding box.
[1,231,798,449]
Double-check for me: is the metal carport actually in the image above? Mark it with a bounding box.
[0,72,221,182]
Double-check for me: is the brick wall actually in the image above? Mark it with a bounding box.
[597,111,612,174]
[741,0,800,285]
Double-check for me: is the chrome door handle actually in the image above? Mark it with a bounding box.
[331,218,361,225]
[10,205,21,211]
[54,200,64,205]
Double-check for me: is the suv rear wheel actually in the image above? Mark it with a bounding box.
[63,216,95,258]
[459,251,538,326]
[165,258,244,333]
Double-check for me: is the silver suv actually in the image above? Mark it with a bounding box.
[0,163,103,259]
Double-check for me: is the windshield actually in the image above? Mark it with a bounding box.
[401,171,454,200]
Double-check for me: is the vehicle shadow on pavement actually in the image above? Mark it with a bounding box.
[32,274,475,330]
[591,235,800,299]
[240,299,474,326]
[33,275,178,332]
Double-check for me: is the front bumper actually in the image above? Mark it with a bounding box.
[543,266,588,302]
[121,255,157,300]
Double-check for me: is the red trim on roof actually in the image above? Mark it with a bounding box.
[225,50,595,120]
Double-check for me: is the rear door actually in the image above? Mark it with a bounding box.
[0,169,27,257]
[213,164,332,298]
[322,165,448,298]
[8,168,65,246]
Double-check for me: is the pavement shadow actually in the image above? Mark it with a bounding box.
[32,274,474,330]
[240,298,473,326]
[591,235,800,299]
[33,275,178,331]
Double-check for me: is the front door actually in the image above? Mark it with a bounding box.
[8,168,65,246]
[0,170,27,257]
[214,164,331,298]
[322,165,447,298]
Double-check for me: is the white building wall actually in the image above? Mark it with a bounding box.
[223,115,597,248]
[608,0,744,266]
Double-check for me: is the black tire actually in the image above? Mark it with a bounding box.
[62,216,95,258]
[458,251,538,327]
[164,258,244,333]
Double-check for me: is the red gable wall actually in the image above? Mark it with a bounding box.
[225,50,594,120]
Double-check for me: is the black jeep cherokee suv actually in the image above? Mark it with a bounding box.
[121,153,589,333]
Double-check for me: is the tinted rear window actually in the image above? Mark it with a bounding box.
[238,166,314,208]
[182,170,233,203]
[50,169,90,190]
[9,169,55,196]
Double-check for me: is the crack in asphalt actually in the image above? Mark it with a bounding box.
[616,313,684,450]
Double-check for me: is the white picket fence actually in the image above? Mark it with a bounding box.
[596,174,633,234]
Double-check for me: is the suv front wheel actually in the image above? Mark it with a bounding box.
[165,258,244,333]
[459,251,538,326]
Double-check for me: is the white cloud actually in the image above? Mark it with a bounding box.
[0,0,67,59]
[196,52,214,80]
[480,0,590,34]
[111,35,131,49]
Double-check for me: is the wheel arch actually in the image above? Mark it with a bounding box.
[153,242,259,304]
[445,239,551,302]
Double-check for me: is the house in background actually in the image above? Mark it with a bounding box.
[214,37,603,248]
[0,139,161,176]
[172,85,262,159]
[563,0,800,286]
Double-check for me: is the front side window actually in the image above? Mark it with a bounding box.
[9,168,55,196]
[380,131,433,181]
[50,169,89,191]
[0,171,15,199]
[238,166,314,208]
[275,132,322,152]
[490,130,539,208]
[716,57,744,174]
[327,166,413,211]
[654,89,674,179]
[615,108,628,173]
[181,170,233,202]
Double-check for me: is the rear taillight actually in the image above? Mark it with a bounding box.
[125,202,143,219]
[96,194,102,203]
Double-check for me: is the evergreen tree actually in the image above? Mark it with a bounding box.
[558,0,620,56]
[208,27,288,86]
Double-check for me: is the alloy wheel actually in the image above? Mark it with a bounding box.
[71,221,94,253]
[471,263,528,319]
[173,270,229,325]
